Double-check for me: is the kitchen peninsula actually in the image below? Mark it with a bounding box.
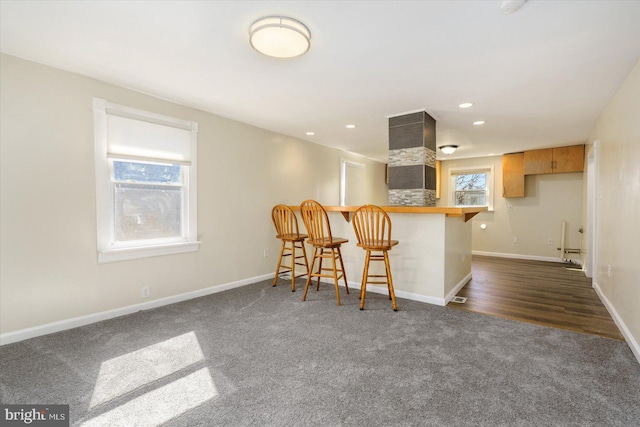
[291,205,487,306]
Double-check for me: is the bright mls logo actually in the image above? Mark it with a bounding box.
[1,405,68,426]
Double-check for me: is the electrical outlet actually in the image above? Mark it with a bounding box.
[607,264,611,278]
[263,248,269,258]
[513,236,518,243]
[547,239,554,245]
[141,286,150,299]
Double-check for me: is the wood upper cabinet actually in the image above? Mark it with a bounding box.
[524,145,584,175]
[502,152,525,198]
[524,148,553,174]
[553,145,584,173]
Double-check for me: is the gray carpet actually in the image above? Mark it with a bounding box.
[1,279,639,426]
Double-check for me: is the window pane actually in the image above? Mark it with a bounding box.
[113,160,181,184]
[114,183,182,241]
[455,191,486,206]
[455,173,486,191]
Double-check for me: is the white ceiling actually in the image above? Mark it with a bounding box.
[2,1,639,162]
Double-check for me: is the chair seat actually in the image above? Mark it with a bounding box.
[308,237,348,248]
[358,239,399,250]
[277,233,307,242]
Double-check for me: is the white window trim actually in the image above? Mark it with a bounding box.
[448,165,494,212]
[93,98,200,263]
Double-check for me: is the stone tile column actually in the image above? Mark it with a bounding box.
[388,111,437,206]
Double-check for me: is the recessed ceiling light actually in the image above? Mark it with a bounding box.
[459,102,474,109]
[305,131,315,136]
[345,124,357,129]
[473,120,486,126]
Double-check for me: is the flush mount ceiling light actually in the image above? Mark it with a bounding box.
[473,120,486,126]
[345,124,357,129]
[305,131,315,136]
[439,145,458,155]
[249,16,311,59]
[502,0,527,15]
[458,102,474,109]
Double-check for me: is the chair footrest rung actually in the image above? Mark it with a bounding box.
[319,267,344,273]
[310,273,345,280]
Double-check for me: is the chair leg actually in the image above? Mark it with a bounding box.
[316,250,323,291]
[303,247,319,302]
[273,240,286,286]
[384,251,398,311]
[330,248,341,306]
[360,251,371,310]
[290,241,297,292]
[336,247,349,294]
[358,253,366,300]
[298,241,310,292]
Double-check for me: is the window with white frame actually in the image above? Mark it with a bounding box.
[449,166,494,211]
[93,98,199,263]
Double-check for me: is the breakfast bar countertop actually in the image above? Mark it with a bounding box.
[289,205,488,222]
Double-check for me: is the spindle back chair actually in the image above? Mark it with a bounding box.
[271,204,309,291]
[299,200,350,305]
[351,204,398,311]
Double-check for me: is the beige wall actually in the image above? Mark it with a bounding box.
[586,59,640,352]
[0,54,386,334]
[438,156,583,262]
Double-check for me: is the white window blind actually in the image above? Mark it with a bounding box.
[106,111,193,165]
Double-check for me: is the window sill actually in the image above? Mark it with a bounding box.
[98,241,201,264]
[455,206,493,212]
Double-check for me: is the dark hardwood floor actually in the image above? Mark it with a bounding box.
[447,255,624,340]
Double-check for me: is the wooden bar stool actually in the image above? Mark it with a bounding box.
[299,200,350,306]
[351,204,398,311]
[271,204,309,292]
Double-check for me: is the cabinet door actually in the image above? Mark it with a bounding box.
[553,145,584,173]
[503,153,525,197]
[524,148,553,174]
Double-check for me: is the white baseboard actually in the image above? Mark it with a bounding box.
[592,280,640,365]
[445,273,473,304]
[0,273,273,346]
[346,280,446,306]
[473,251,564,263]
[333,274,471,307]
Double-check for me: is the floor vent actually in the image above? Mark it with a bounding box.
[450,296,467,304]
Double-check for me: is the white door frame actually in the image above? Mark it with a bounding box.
[339,159,365,206]
[585,141,599,279]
